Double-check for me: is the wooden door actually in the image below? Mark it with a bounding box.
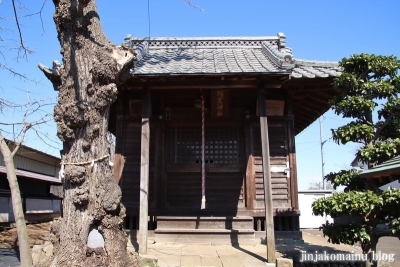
[164,123,245,213]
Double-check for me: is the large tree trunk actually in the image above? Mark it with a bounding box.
[39,1,135,266]
[0,136,33,267]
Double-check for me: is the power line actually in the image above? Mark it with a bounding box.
[297,143,320,153]
[319,116,326,190]
[147,0,151,39]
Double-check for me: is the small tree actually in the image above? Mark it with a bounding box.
[312,54,400,264]
[0,98,57,267]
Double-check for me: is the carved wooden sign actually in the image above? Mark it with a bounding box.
[211,89,230,118]
[256,100,285,116]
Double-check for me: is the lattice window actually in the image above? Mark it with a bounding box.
[167,126,242,164]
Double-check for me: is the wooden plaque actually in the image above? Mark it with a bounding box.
[211,89,230,118]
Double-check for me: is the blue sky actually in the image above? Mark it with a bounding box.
[1,0,399,189]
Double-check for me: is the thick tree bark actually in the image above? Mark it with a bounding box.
[0,135,33,267]
[38,1,135,266]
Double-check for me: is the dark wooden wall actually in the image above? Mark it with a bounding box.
[250,122,290,209]
[118,88,297,217]
[120,122,156,214]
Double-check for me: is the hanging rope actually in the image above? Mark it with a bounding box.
[201,90,206,209]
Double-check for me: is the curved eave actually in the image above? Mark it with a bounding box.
[282,76,337,135]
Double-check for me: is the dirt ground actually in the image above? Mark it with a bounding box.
[0,222,52,248]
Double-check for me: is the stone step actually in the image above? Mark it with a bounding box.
[154,228,255,244]
[156,216,253,230]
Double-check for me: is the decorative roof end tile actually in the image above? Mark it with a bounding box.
[262,40,294,70]
[277,32,286,49]
[134,41,149,62]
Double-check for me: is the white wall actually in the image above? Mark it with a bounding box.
[298,190,333,229]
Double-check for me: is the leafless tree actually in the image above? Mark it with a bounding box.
[0,97,58,267]
[2,0,202,265]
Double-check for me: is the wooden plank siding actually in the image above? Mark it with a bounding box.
[120,122,156,213]
[251,123,290,209]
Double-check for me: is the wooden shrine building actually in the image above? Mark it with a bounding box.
[37,32,342,258]
[108,33,341,250]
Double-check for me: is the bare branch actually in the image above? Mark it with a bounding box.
[10,122,31,157]
[0,62,39,83]
[11,0,34,59]
[0,114,52,127]
[32,126,62,151]
[16,0,48,33]
[0,96,58,154]
[24,102,56,118]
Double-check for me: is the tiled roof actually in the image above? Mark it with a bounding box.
[124,33,341,78]
[360,156,400,179]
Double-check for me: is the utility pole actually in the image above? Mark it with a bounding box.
[319,116,326,190]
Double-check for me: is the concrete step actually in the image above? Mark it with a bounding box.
[156,216,253,230]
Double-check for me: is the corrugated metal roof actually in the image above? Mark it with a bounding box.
[0,166,61,184]
[124,33,341,78]
[360,156,400,179]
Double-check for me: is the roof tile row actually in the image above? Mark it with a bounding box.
[127,33,341,78]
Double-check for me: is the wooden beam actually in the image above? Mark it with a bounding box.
[291,87,335,93]
[292,101,321,117]
[298,94,330,106]
[139,87,151,254]
[125,78,286,90]
[258,86,276,263]
[292,95,327,113]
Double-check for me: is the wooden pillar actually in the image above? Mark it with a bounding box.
[258,87,276,263]
[286,93,299,210]
[139,87,151,254]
